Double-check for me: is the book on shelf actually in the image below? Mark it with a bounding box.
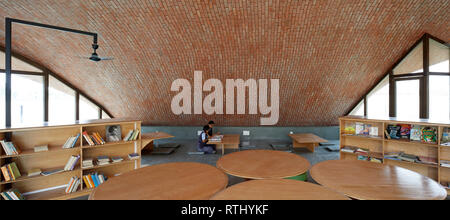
[340,146,358,153]
[399,124,411,139]
[397,153,419,163]
[441,160,450,168]
[64,155,80,171]
[1,189,25,200]
[355,148,369,156]
[106,125,122,142]
[96,156,111,166]
[369,126,378,137]
[416,156,438,165]
[410,125,422,142]
[41,168,64,176]
[357,155,368,161]
[421,127,437,144]
[82,131,95,146]
[111,156,124,163]
[27,168,42,177]
[386,124,401,140]
[82,158,94,169]
[441,128,450,146]
[1,162,22,182]
[0,140,21,156]
[34,145,49,152]
[124,129,140,141]
[370,157,382,163]
[384,151,403,160]
[355,122,364,135]
[62,133,81,149]
[65,176,81,194]
[83,173,107,189]
[128,153,140,160]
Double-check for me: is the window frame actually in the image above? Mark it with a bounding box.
[1,48,113,127]
[347,34,450,119]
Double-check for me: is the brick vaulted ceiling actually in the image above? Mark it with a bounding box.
[0,1,449,126]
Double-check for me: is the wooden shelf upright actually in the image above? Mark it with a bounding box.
[339,116,450,195]
[0,119,141,200]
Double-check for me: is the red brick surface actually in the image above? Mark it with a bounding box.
[0,0,449,126]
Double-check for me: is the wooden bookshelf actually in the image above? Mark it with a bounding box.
[0,119,141,200]
[340,116,450,195]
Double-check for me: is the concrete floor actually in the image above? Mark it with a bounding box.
[75,139,450,200]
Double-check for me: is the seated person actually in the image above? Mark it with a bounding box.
[207,120,220,136]
[198,125,217,154]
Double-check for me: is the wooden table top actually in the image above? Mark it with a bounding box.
[289,133,328,143]
[211,179,349,200]
[141,132,174,141]
[310,160,447,200]
[216,150,311,179]
[89,162,228,200]
[208,134,240,145]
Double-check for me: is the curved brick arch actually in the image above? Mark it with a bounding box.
[0,0,449,126]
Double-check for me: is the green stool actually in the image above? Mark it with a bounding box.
[285,172,308,181]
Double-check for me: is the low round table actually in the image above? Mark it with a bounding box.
[216,150,311,180]
[211,179,350,200]
[89,162,228,200]
[310,160,447,200]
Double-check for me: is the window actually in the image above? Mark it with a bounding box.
[393,41,423,75]
[349,100,364,116]
[367,76,389,117]
[101,110,111,119]
[0,73,5,127]
[79,95,100,121]
[11,74,44,126]
[430,76,450,121]
[396,80,420,119]
[0,51,43,73]
[429,39,449,73]
[49,75,76,123]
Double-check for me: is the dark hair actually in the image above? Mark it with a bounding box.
[208,121,215,125]
[203,125,210,131]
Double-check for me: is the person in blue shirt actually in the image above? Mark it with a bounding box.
[198,125,217,154]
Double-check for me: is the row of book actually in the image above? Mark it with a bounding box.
[384,152,438,165]
[1,189,25,200]
[1,162,21,182]
[83,131,106,146]
[65,176,81,194]
[82,154,137,169]
[124,129,140,142]
[64,155,80,171]
[83,173,107,189]
[0,140,21,156]
[341,146,383,163]
[343,123,379,137]
[385,124,438,144]
[62,134,81,149]
[441,160,450,168]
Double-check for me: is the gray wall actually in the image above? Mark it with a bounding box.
[142,126,340,141]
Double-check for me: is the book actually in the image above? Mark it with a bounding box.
[386,124,400,139]
[417,156,438,165]
[42,169,64,176]
[106,125,122,142]
[410,125,422,141]
[0,140,20,155]
[340,146,358,153]
[9,162,21,180]
[130,130,140,141]
[1,140,12,155]
[355,122,364,135]
[128,153,140,160]
[355,148,369,156]
[82,158,94,168]
[357,155,368,161]
[111,156,124,163]
[441,127,450,145]
[362,124,370,135]
[369,126,378,137]
[398,153,418,163]
[96,156,110,166]
[123,130,134,141]
[82,131,95,146]
[399,124,411,139]
[28,168,42,177]
[370,157,382,163]
[421,127,437,144]
[34,145,49,152]
[64,155,80,171]
[1,166,11,182]
[209,135,223,142]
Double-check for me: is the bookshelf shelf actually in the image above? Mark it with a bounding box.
[384,158,438,168]
[0,146,80,159]
[384,139,438,148]
[341,134,383,141]
[0,167,80,185]
[0,119,141,200]
[82,158,137,170]
[81,140,137,149]
[340,116,450,196]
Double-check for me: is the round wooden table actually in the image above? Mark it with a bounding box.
[310,160,447,200]
[89,162,228,200]
[211,179,350,200]
[216,150,311,179]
